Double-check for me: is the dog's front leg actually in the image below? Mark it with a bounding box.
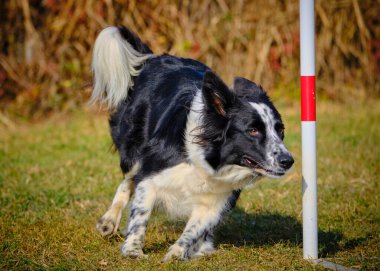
[162,203,225,262]
[190,230,216,258]
[121,180,156,258]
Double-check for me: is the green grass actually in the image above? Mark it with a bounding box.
[0,101,379,270]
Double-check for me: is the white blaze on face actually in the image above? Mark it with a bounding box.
[249,102,288,166]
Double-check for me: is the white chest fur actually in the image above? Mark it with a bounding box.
[147,162,260,218]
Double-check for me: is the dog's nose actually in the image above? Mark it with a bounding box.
[278,153,294,170]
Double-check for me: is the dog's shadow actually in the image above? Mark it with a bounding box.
[142,207,372,257]
[216,207,344,257]
[149,207,347,257]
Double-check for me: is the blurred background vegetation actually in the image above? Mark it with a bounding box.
[0,0,379,119]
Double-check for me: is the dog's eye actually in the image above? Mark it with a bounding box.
[248,128,259,136]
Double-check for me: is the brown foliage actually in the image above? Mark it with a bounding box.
[0,0,379,117]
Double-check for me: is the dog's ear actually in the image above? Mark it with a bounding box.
[202,71,234,117]
[233,76,265,97]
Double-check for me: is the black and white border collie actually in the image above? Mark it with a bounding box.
[92,26,294,261]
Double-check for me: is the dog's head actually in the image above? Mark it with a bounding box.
[199,71,294,178]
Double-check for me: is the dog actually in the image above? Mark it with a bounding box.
[91,26,294,261]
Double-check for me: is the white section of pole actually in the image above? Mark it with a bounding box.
[300,0,315,76]
[302,121,318,259]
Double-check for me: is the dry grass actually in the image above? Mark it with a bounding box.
[0,100,379,270]
[0,0,379,117]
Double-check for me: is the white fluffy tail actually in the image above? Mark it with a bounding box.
[90,26,152,109]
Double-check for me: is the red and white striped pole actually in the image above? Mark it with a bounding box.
[300,0,318,260]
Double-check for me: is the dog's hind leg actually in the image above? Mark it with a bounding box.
[96,177,132,236]
[96,164,139,237]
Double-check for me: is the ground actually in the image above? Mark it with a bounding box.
[0,100,379,270]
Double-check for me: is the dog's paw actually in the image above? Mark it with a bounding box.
[161,244,187,262]
[191,243,216,259]
[96,215,117,237]
[121,245,147,259]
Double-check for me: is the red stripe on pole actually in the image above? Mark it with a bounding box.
[301,75,316,121]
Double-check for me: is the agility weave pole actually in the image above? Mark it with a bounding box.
[300,2,357,270]
[300,0,317,260]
